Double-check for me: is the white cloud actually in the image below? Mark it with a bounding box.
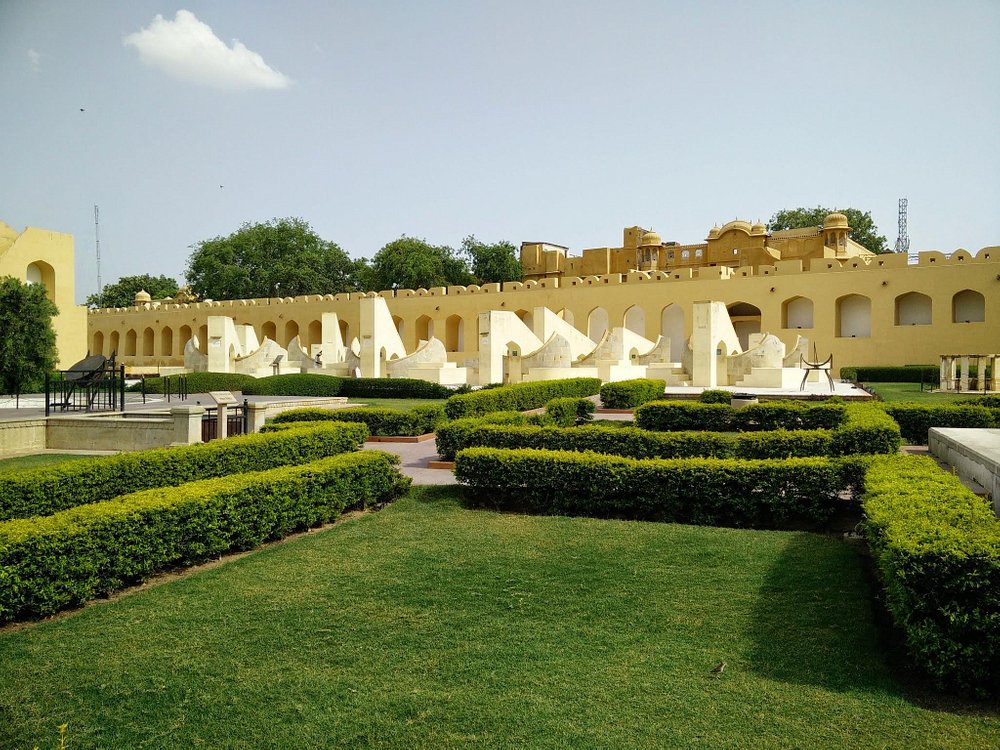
[123,10,290,91]
[27,48,41,72]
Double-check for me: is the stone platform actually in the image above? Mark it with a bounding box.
[929,428,1000,514]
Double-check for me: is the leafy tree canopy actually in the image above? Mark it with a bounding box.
[767,206,889,254]
[364,236,474,292]
[185,218,361,300]
[86,274,179,309]
[0,276,58,395]
[460,235,522,284]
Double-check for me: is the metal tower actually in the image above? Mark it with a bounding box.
[94,204,103,306]
[894,197,910,254]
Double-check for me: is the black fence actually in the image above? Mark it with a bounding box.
[201,400,249,442]
[45,363,126,415]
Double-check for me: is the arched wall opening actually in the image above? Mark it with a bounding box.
[142,328,155,357]
[588,307,609,343]
[415,315,433,342]
[727,302,761,351]
[624,305,646,337]
[197,325,208,354]
[261,321,277,342]
[307,320,322,348]
[836,294,871,338]
[109,331,120,357]
[125,329,137,357]
[284,320,299,348]
[160,327,173,356]
[515,308,534,332]
[445,315,464,352]
[895,292,932,326]
[952,289,985,323]
[25,260,56,302]
[92,331,104,357]
[392,315,404,340]
[782,296,814,329]
[558,308,575,328]
[660,304,685,361]
[179,325,192,353]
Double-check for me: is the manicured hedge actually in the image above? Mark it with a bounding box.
[545,397,595,427]
[337,377,452,399]
[0,422,369,522]
[455,448,851,528]
[699,389,733,404]
[444,378,602,419]
[635,400,847,432]
[0,451,408,623]
[599,379,666,409]
[828,402,902,456]
[862,455,1000,696]
[129,372,256,394]
[881,403,999,445]
[268,405,446,436]
[839,365,938,383]
[242,373,344,396]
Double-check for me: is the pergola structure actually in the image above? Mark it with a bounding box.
[939,354,999,392]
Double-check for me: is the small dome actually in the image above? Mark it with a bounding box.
[750,221,767,236]
[640,230,661,247]
[824,212,850,230]
[133,289,152,303]
[707,225,721,239]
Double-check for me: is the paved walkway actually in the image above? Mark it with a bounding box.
[364,438,458,486]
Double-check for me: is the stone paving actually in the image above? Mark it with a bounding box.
[364,438,458,486]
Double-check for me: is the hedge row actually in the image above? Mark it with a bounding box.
[599,379,665,409]
[880,403,1000,445]
[131,373,451,399]
[840,365,938,383]
[862,455,1000,696]
[242,373,343,396]
[444,378,602,419]
[268,405,446,436]
[545,397,595,427]
[0,422,369,521]
[435,403,899,461]
[635,400,847,432]
[0,451,408,623]
[129,372,256,394]
[454,448,852,528]
[337,377,453,399]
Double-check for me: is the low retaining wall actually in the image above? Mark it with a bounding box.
[929,427,1000,514]
[47,415,177,452]
[0,420,47,456]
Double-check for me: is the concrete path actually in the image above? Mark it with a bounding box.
[363,438,458,486]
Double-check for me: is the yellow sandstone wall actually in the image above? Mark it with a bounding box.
[0,221,88,367]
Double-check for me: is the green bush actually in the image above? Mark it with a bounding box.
[962,394,1000,409]
[128,372,256,394]
[0,422,369,522]
[698,389,732,404]
[839,365,938,383]
[0,451,408,623]
[337,377,452,399]
[881,404,999,444]
[545,397,595,427]
[634,400,847,432]
[829,402,902,455]
[434,412,530,461]
[599,379,666,409]
[455,448,851,528]
[269,405,445,436]
[242,373,344,396]
[862,455,1000,696]
[445,378,602,419]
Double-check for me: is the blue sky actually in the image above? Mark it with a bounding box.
[2,1,998,303]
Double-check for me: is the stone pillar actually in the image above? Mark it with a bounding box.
[171,405,205,445]
[960,355,970,392]
[939,356,951,391]
[246,402,270,433]
[990,356,999,392]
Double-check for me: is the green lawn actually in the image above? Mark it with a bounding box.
[1,487,996,749]
[0,453,96,473]
[865,382,973,404]
[342,396,448,410]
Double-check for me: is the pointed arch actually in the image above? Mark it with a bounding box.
[197,325,208,354]
[415,315,433,342]
[660,304,685,361]
[109,330,120,357]
[261,321,277,342]
[142,327,155,357]
[307,320,322,348]
[952,289,985,323]
[726,301,761,351]
[894,292,932,326]
[160,326,173,356]
[92,330,104,357]
[179,325,192,353]
[782,296,813,329]
[836,294,871,337]
[284,320,299,348]
[624,305,646,337]
[445,315,464,352]
[124,329,137,357]
[587,307,609,342]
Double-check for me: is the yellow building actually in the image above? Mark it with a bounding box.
[83,215,998,380]
[0,221,88,367]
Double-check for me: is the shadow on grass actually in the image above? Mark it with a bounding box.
[405,484,466,507]
[745,533,902,696]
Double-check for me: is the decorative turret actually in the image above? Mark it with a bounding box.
[637,229,662,270]
[822,212,851,255]
[133,289,152,307]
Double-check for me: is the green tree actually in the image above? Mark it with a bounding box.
[86,274,179,308]
[460,235,522,284]
[0,276,58,397]
[767,206,889,254]
[364,236,474,292]
[185,218,361,300]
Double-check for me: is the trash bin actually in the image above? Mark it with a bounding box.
[730,393,759,409]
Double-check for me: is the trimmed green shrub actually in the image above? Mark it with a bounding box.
[0,451,408,623]
[0,422,369,522]
[128,372,256,394]
[445,378,602,419]
[455,448,851,528]
[862,455,1000,696]
[962,394,1000,409]
[337,377,452,399]
[634,401,735,431]
[269,405,445,436]
[881,404,999,444]
[599,379,666,409]
[698,389,732,404]
[545,397,595,427]
[242,373,344,396]
[434,412,530,461]
[635,400,847,432]
[829,402,902,455]
[839,365,938,383]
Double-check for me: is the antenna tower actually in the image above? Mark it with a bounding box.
[894,197,909,254]
[94,204,103,306]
